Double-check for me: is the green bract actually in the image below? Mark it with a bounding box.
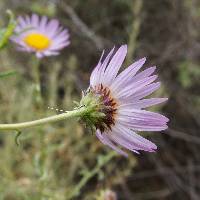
[79,89,106,132]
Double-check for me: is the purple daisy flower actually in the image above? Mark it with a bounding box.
[87,45,169,156]
[11,14,70,58]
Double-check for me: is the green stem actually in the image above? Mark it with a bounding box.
[32,56,42,105]
[66,151,116,200]
[0,106,87,131]
[126,0,143,64]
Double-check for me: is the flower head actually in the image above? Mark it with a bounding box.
[81,45,169,156]
[11,14,70,58]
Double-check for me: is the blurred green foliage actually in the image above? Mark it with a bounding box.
[0,10,16,50]
[0,70,16,79]
[178,61,200,88]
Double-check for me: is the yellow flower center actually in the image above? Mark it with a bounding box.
[23,33,51,51]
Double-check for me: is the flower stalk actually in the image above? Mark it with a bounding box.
[0,88,108,132]
[0,106,88,131]
[32,56,42,105]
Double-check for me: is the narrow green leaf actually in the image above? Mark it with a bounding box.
[0,10,17,50]
[15,130,22,146]
[0,70,17,79]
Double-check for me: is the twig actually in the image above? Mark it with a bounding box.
[59,2,105,50]
[167,128,200,145]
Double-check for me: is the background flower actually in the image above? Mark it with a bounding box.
[11,14,70,58]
